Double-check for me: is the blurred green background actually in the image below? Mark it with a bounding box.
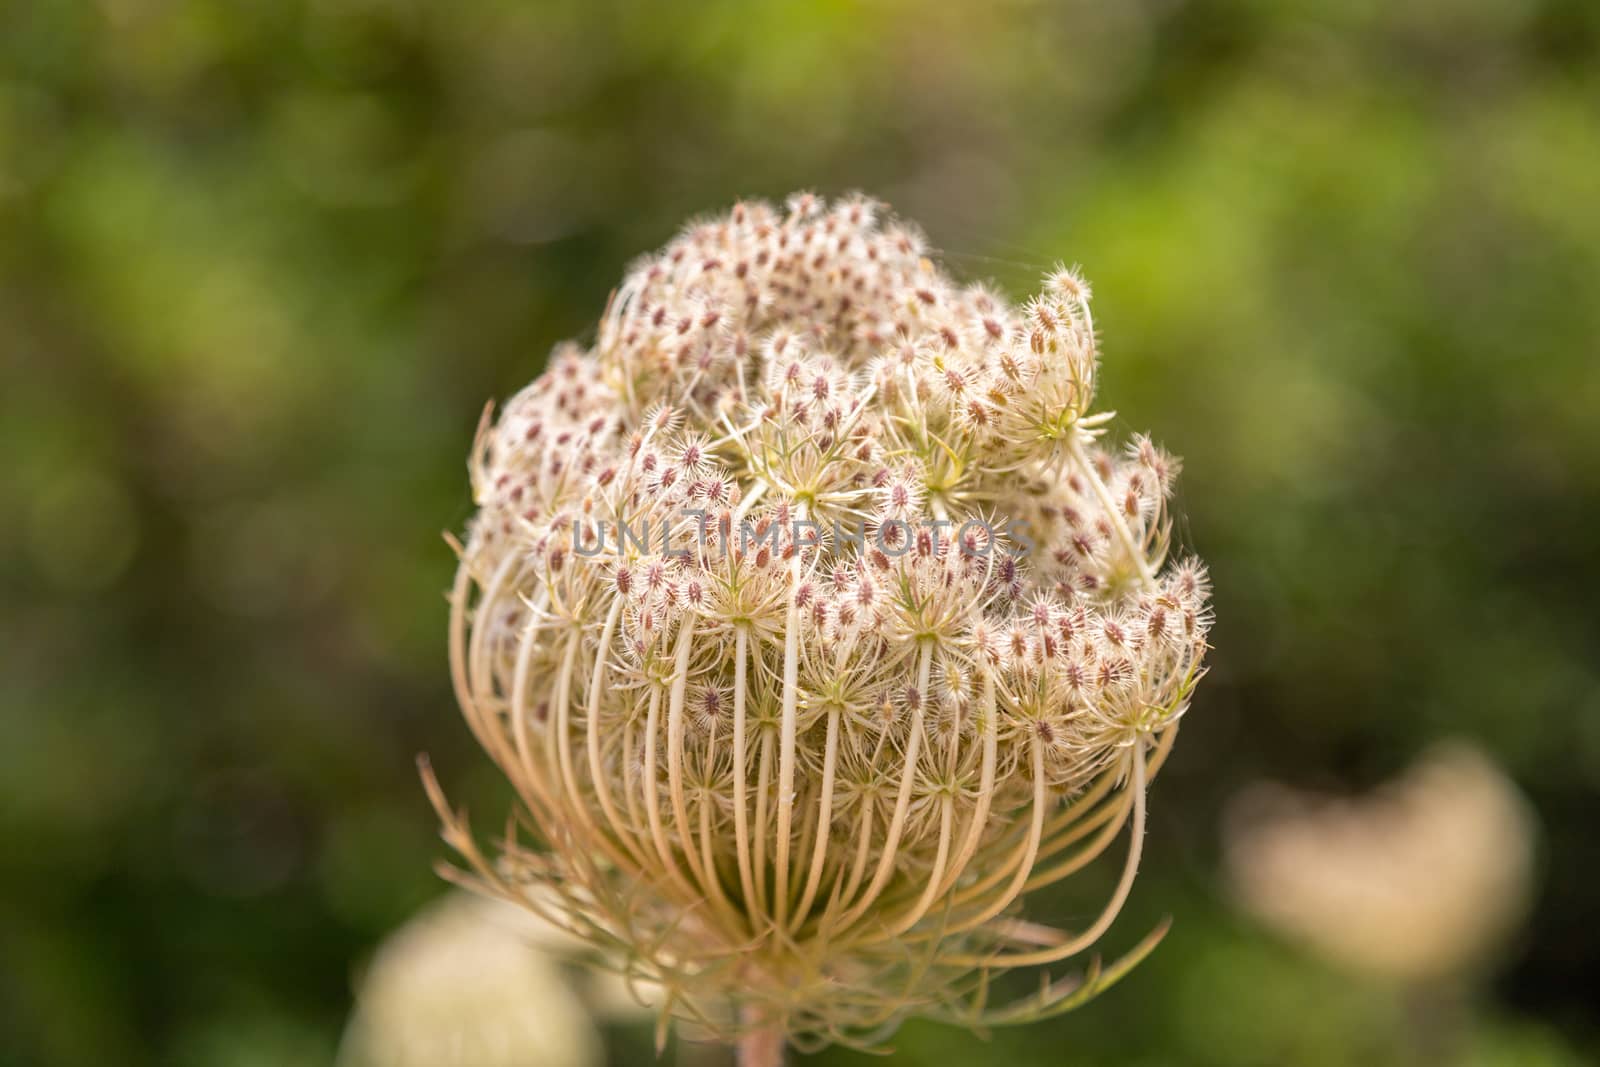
[3,0,1598,1064]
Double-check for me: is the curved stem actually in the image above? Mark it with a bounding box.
[1067,432,1155,587]
[508,608,559,818]
[880,793,953,938]
[640,687,694,896]
[731,627,759,921]
[667,616,738,924]
[753,726,775,918]
[956,734,1049,931]
[933,668,999,896]
[446,560,506,768]
[946,736,1148,968]
[832,642,933,933]
[586,596,646,865]
[774,557,802,929]
[550,630,586,820]
[791,708,841,926]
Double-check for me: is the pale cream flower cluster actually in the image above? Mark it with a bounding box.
[433,194,1211,1049]
[1226,740,1536,984]
[340,891,658,1067]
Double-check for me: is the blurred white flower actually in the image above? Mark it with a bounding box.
[1224,740,1537,983]
[339,891,653,1067]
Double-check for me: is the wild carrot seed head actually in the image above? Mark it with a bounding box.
[435,194,1211,1050]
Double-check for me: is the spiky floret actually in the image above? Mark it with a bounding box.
[431,194,1211,1052]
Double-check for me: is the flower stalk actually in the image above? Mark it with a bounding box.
[737,1026,786,1067]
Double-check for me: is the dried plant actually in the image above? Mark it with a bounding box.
[427,193,1211,1061]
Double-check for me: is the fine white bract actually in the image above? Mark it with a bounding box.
[435,193,1211,1049]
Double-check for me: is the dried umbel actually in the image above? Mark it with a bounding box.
[431,194,1211,1055]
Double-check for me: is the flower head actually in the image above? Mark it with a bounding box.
[432,194,1211,1050]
